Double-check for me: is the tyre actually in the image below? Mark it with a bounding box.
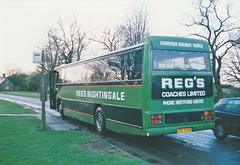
[214,123,228,139]
[95,107,107,135]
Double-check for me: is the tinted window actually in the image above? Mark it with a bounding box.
[232,100,240,114]
[88,60,108,82]
[224,99,240,114]
[125,51,143,80]
[215,104,225,111]
[106,55,124,81]
[88,50,143,82]
[215,99,229,106]
[61,64,88,83]
[224,100,233,112]
[153,50,210,71]
[58,68,65,83]
[75,64,88,83]
[65,67,75,83]
[57,49,143,83]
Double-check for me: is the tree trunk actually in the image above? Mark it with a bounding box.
[211,51,224,100]
[214,73,223,100]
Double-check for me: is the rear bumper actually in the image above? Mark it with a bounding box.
[146,122,215,136]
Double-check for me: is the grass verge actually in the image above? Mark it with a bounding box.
[0,91,50,99]
[0,100,147,165]
[0,99,37,114]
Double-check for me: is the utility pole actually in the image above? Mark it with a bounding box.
[41,50,46,130]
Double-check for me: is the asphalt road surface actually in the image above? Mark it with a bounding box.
[0,94,239,165]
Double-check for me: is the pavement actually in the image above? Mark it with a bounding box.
[0,95,79,131]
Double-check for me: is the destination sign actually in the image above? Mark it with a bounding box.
[160,41,204,49]
[149,36,209,52]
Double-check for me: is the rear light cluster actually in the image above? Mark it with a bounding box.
[151,114,163,125]
[205,110,214,120]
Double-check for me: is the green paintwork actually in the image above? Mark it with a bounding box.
[142,36,210,52]
[58,85,142,108]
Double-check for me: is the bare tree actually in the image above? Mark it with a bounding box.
[92,26,123,51]
[223,46,240,87]
[94,3,150,52]
[42,29,62,72]
[119,3,150,47]
[185,0,240,99]
[58,18,88,64]
[39,17,88,74]
[3,64,22,77]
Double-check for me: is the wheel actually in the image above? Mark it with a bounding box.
[95,107,107,135]
[214,123,228,139]
[58,99,65,119]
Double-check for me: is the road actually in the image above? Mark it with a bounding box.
[0,94,239,165]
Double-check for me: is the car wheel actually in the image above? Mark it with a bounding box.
[95,107,106,135]
[214,123,228,139]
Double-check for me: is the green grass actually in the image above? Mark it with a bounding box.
[0,99,37,114]
[0,91,50,99]
[0,100,147,165]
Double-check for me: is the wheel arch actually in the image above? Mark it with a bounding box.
[94,102,106,117]
[215,117,223,125]
[94,102,107,135]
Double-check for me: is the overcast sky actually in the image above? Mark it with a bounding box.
[0,0,239,74]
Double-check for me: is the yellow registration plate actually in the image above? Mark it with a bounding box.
[177,128,192,134]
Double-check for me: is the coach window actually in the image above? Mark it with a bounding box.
[125,50,143,80]
[58,68,66,83]
[106,55,124,81]
[88,59,105,82]
[75,64,88,83]
[65,67,75,83]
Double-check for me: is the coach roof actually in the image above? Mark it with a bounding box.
[55,42,145,70]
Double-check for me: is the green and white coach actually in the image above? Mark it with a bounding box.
[49,36,215,136]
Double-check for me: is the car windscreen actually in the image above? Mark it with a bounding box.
[153,50,211,71]
[215,99,229,108]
